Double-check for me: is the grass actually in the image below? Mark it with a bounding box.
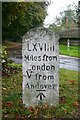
[59,44,80,58]
[2,66,79,119]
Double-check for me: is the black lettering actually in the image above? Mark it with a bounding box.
[43,75,47,80]
[27,43,31,51]
[39,74,42,80]
[35,83,39,89]
[44,43,46,51]
[47,43,49,51]
[37,65,40,71]
[53,44,54,51]
[32,43,37,51]
[25,83,30,89]
[51,65,55,71]
[50,47,52,51]
[38,56,41,61]
[34,56,37,61]
[52,84,56,89]
[26,70,33,78]
[35,73,38,80]
[40,85,44,89]
[24,55,29,61]
[31,84,34,89]
[49,56,52,61]
[32,65,36,71]
[38,43,43,51]
[48,84,52,89]
[48,75,54,80]
[46,65,50,71]
[41,63,45,71]
[43,54,48,61]
[44,84,47,88]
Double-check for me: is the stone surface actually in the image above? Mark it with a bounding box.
[22,27,59,107]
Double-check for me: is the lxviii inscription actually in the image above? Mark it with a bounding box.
[27,42,54,51]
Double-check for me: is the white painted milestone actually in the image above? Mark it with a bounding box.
[22,27,59,107]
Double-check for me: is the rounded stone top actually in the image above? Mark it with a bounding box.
[22,27,59,42]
